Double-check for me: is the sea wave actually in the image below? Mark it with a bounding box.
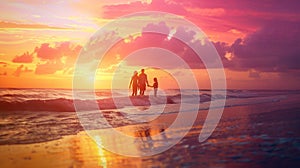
[0,89,296,112]
[0,93,219,112]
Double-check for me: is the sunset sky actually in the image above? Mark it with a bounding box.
[0,0,299,89]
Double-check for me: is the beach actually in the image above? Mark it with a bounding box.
[1,0,299,167]
[0,89,300,167]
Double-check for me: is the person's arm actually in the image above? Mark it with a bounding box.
[146,75,149,86]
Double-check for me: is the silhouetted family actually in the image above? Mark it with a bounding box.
[129,69,158,97]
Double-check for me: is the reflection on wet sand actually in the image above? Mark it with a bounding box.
[0,130,146,167]
[86,122,174,157]
[65,123,173,167]
[134,126,154,150]
[69,133,110,168]
[0,109,186,167]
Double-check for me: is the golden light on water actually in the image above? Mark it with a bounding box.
[94,136,108,168]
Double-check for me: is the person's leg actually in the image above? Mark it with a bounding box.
[140,89,143,95]
[140,84,145,96]
[154,88,157,97]
[132,87,135,96]
[132,88,134,96]
[133,86,137,96]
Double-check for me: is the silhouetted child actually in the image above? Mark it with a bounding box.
[149,77,158,97]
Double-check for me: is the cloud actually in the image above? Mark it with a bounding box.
[35,60,64,75]
[0,21,71,30]
[35,42,82,61]
[4,0,59,5]
[13,65,24,77]
[186,8,225,17]
[102,0,300,44]
[100,0,248,46]
[13,64,33,77]
[105,19,300,75]
[12,52,34,63]
[0,62,8,76]
[102,0,187,19]
[11,42,82,75]
[0,62,8,67]
[101,21,219,69]
[228,20,300,72]
[33,42,82,74]
[35,43,61,60]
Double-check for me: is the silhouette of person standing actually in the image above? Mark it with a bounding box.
[129,71,139,96]
[138,69,149,96]
[149,77,158,97]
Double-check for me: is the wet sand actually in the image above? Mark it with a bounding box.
[0,95,300,168]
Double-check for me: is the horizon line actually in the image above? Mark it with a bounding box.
[0,87,299,91]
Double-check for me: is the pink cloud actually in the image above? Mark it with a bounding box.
[186,7,226,17]
[35,43,61,60]
[101,22,208,69]
[12,52,33,63]
[100,18,300,77]
[33,42,82,74]
[34,42,81,61]
[102,0,186,19]
[102,0,300,43]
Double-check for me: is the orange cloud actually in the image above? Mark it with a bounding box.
[35,61,64,75]
[33,42,82,74]
[13,64,33,77]
[12,52,34,63]
[0,62,8,67]
[0,21,71,30]
[186,8,226,17]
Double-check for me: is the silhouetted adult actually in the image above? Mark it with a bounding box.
[129,71,139,96]
[138,69,149,96]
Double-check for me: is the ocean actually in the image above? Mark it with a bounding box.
[0,88,299,167]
